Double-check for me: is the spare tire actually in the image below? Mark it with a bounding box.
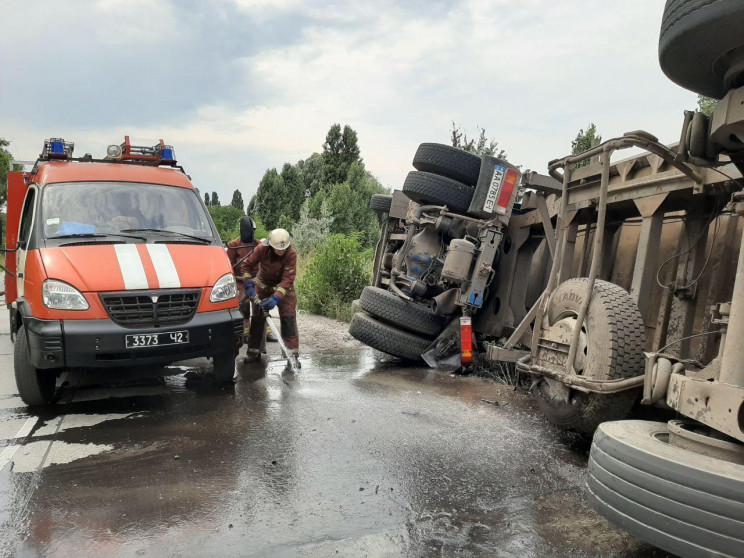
[587,420,744,558]
[402,171,475,214]
[359,286,446,338]
[535,279,645,435]
[659,0,744,98]
[349,311,430,361]
[412,143,482,186]
[369,194,392,213]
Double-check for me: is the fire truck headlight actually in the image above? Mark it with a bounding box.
[107,144,122,158]
[42,280,90,311]
[210,273,237,303]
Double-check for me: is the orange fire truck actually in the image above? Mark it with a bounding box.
[3,137,243,406]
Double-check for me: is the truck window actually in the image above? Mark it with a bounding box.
[18,188,37,247]
[41,182,214,239]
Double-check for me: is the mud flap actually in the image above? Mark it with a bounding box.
[421,318,463,371]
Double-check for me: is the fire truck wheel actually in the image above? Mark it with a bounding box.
[14,326,57,407]
[359,286,446,338]
[213,352,236,383]
[349,311,430,361]
[535,279,645,435]
[402,171,475,214]
[369,194,392,214]
[586,420,744,558]
[659,0,744,99]
[412,143,482,186]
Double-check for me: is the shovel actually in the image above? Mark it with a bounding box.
[249,295,300,374]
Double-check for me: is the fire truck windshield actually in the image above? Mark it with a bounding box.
[41,182,214,241]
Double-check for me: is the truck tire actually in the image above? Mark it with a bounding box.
[369,194,392,213]
[659,0,744,99]
[402,171,475,214]
[213,351,236,383]
[412,143,482,186]
[349,311,430,361]
[587,420,744,558]
[14,326,57,407]
[535,279,645,435]
[359,286,446,338]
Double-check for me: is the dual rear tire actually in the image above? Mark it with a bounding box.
[349,287,448,361]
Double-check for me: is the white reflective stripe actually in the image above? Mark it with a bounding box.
[146,244,181,288]
[114,245,148,290]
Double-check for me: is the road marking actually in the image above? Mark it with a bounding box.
[0,416,38,472]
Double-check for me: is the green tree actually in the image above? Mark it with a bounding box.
[204,192,211,207]
[0,138,22,208]
[322,123,362,184]
[451,123,507,158]
[698,95,717,116]
[246,124,384,247]
[208,205,244,242]
[248,168,287,229]
[571,123,602,168]
[211,191,220,206]
[230,189,244,211]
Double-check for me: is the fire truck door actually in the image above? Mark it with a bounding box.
[16,187,37,299]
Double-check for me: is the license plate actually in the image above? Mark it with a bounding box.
[125,330,189,349]
[483,165,505,213]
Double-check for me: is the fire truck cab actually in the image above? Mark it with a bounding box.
[3,137,243,406]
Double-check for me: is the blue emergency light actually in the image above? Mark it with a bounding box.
[161,147,175,162]
[50,140,65,155]
[41,138,74,160]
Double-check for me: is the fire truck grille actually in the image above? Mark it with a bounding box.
[101,290,201,327]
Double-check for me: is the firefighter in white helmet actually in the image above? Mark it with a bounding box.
[241,228,299,362]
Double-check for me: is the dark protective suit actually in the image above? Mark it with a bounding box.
[242,241,299,354]
[227,216,258,336]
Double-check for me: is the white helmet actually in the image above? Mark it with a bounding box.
[268,228,291,250]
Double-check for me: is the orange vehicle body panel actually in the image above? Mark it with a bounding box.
[32,161,194,188]
[35,244,238,318]
[7,160,238,316]
[4,171,28,305]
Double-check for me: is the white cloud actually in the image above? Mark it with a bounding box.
[2,0,700,203]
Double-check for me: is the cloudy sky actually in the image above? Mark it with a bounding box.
[1,0,698,204]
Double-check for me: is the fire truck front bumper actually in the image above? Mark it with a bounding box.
[23,309,244,370]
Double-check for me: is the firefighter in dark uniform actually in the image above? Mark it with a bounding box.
[227,216,258,340]
[242,228,299,362]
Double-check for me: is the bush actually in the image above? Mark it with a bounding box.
[297,234,372,321]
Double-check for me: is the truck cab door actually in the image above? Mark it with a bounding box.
[15,187,37,299]
[4,172,28,305]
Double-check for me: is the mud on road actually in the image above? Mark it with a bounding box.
[0,313,671,557]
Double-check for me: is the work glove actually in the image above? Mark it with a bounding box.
[243,278,256,298]
[258,294,280,312]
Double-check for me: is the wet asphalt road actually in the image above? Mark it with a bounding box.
[0,314,671,557]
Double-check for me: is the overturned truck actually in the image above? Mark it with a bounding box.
[350,1,744,555]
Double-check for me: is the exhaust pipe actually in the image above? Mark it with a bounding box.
[432,288,458,316]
